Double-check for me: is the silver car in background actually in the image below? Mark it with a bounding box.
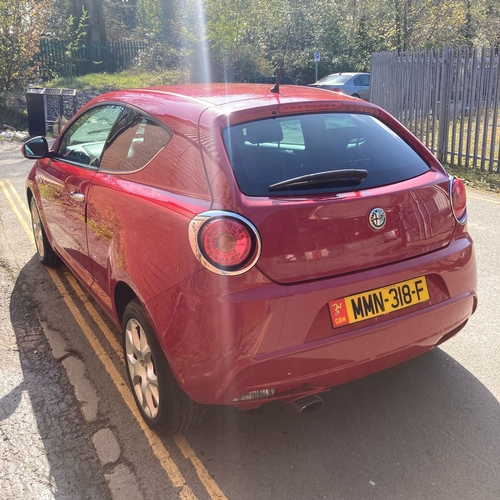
[309,72,370,100]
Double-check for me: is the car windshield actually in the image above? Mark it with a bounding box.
[222,113,430,196]
[317,74,352,84]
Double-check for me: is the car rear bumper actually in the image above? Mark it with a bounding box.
[146,234,476,406]
[221,292,474,408]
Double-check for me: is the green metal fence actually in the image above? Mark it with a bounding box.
[39,39,149,79]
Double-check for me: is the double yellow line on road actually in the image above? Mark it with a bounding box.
[0,179,227,500]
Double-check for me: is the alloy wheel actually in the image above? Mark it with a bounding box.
[124,317,160,418]
[30,199,45,259]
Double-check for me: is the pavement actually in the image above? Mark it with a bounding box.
[0,139,140,500]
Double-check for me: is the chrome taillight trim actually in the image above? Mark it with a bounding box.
[449,176,468,225]
[188,210,262,276]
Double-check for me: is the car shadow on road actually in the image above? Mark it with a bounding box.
[9,256,111,500]
[184,345,500,500]
[10,256,499,500]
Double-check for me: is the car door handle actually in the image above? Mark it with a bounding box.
[70,192,85,202]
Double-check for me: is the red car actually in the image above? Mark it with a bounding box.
[22,83,477,434]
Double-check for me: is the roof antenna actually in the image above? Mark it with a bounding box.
[270,24,292,94]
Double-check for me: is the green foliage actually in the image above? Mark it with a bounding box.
[134,0,164,41]
[210,44,274,83]
[64,6,89,78]
[132,42,181,71]
[46,68,185,91]
[6,0,500,90]
[0,90,28,129]
[0,0,52,90]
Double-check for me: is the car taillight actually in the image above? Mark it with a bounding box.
[450,176,467,223]
[279,102,343,113]
[332,87,343,93]
[188,211,262,275]
[201,218,252,266]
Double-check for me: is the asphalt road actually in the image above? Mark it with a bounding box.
[1,140,499,500]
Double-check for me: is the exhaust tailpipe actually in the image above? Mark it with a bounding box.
[291,394,323,413]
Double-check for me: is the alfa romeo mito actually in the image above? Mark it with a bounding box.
[22,83,477,434]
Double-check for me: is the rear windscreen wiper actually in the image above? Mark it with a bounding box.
[269,169,368,191]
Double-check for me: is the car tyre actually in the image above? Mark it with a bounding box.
[30,196,61,267]
[123,299,205,434]
[352,93,360,99]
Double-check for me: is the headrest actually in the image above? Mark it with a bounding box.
[245,120,283,144]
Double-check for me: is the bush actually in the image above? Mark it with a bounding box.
[132,43,181,72]
[209,45,273,83]
[0,90,27,130]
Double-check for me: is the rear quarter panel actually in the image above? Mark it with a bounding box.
[86,105,214,322]
[87,175,211,318]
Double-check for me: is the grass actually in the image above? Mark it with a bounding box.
[445,164,500,192]
[46,68,187,91]
[407,110,500,191]
[446,111,500,172]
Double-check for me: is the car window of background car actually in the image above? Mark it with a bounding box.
[318,74,351,85]
[99,109,172,173]
[357,75,370,86]
[58,105,123,167]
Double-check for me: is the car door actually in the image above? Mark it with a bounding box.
[85,108,173,313]
[37,104,123,288]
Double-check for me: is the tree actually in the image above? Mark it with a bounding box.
[47,0,106,43]
[0,0,52,90]
[64,6,88,78]
[12,0,500,87]
[134,0,163,40]
[71,0,106,43]
[203,0,270,82]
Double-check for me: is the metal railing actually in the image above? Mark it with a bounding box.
[371,46,500,172]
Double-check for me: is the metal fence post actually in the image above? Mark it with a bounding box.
[437,46,452,163]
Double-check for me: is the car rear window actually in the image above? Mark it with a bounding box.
[317,74,351,84]
[222,113,430,196]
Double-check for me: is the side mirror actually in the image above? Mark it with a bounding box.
[22,136,52,159]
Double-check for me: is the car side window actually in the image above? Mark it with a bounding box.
[99,108,172,173]
[57,105,123,167]
[359,75,370,86]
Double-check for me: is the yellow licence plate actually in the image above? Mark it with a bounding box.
[329,276,430,328]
